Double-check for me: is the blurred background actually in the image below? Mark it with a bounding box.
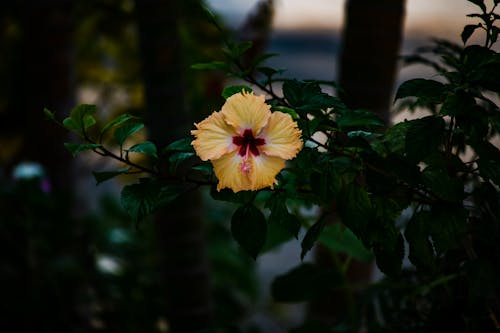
[0,0,485,332]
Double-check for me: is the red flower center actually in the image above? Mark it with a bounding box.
[232,129,265,157]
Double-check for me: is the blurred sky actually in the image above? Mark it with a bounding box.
[206,0,479,39]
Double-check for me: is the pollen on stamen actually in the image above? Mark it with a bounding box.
[240,160,252,174]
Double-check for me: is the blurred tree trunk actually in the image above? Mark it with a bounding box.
[338,0,406,123]
[0,0,75,191]
[134,1,213,332]
[310,0,406,326]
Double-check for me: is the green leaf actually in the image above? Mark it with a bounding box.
[221,85,253,99]
[43,108,55,120]
[422,165,463,202]
[231,204,267,259]
[395,79,446,104]
[475,142,500,185]
[373,233,404,277]
[114,122,144,146]
[282,79,317,106]
[271,263,342,302]
[162,137,194,154]
[310,164,341,204]
[337,109,384,130]
[338,183,372,238]
[405,211,436,272]
[226,40,252,59]
[318,223,374,262]
[64,143,102,156]
[429,206,467,254]
[190,61,230,71]
[168,151,195,173]
[64,104,97,133]
[250,53,280,69]
[440,91,476,116]
[210,186,256,204]
[92,168,129,185]
[272,106,299,120]
[461,24,481,44]
[128,141,158,159]
[301,215,327,259]
[100,113,140,139]
[405,116,445,163]
[120,178,184,223]
[265,192,300,238]
[467,0,486,12]
[257,66,285,78]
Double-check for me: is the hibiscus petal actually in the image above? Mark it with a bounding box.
[221,91,271,135]
[212,151,252,192]
[260,111,303,160]
[248,154,286,190]
[191,111,237,161]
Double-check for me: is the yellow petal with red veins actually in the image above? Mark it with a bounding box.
[212,151,252,192]
[191,111,237,161]
[221,91,271,135]
[260,111,303,160]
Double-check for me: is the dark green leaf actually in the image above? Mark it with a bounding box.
[301,215,327,259]
[210,186,256,204]
[92,168,129,185]
[318,223,374,262]
[310,164,341,204]
[491,26,499,44]
[221,85,252,99]
[282,79,323,110]
[440,91,476,116]
[168,152,195,173]
[120,178,183,223]
[163,137,194,154]
[265,192,300,238]
[467,0,486,12]
[227,41,253,59]
[461,24,481,44]
[271,263,342,302]
[231,204,267,259]
[429,206,467,254]
[373,233,404,277]
[422,165,463,202]
[257,66,285,78]
[405,211,436,272]
[64,143,102,156]
[191,61,230,71]
[405,116,445,163]
[114,122,144,146]
[475,142,500,185]
[395,79,446,104]
[337,109,384,130]
[338,183,372,238]
[250,53,280,69]
[128,141,158,159]
[100,113,140,138]
[43,108,55,120]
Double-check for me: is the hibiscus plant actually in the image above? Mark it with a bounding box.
[46,0,500,331]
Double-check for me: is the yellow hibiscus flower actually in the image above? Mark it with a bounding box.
[191,91,303,192]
